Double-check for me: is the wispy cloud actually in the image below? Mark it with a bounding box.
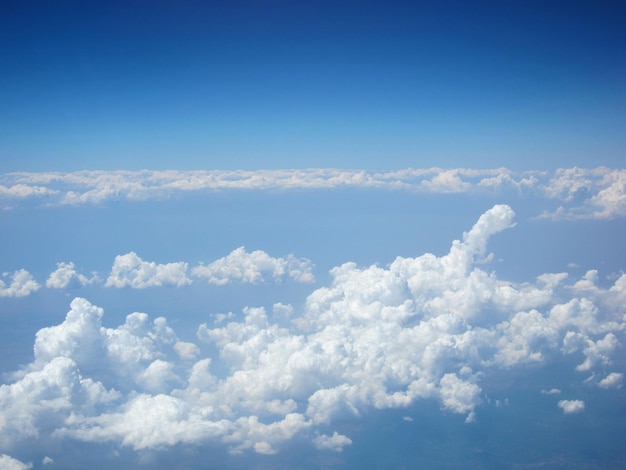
[2,167,625,220]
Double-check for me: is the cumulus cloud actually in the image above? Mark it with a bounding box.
[538,167,626,220]
[558,400,585,414]
[0,355,120,449]
[0,269,40,297]
[598,372,623,389]
[439,373,482,415]
[1,205,625,458]
[272,302,294,318]
[313,431,352,452]
[106,252,191,288]
[2,167,625,220]
[192,247,314,285]
[0,455,32,470]
[46,262,99,288]
[174,341,200,361]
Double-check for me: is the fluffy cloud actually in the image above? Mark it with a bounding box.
[192,247,314,285]
[598,372,623,389]
[106,252,191,288]
[538,167,626,220]
[313,431,352,452]
[58,249,314,291]
[0,269,40,297]
[1,205,625,459]
[0,355,120,449]
[2,168,625,220]
[174,341,200,361]
[46,262,99,289]
[0,455,32,470]
[558,400,585,414]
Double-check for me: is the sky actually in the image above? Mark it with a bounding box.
[1,1,626,469]
[1,0,625,171]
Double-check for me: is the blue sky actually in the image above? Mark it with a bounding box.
[1,1,625,171]
[1,2,626,470]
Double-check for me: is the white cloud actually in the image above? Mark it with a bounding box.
[272,302,293,318]
[0,455,32,470]
[439,373,482,415]
[174,341,200,361]
[106,252,191,288]
[558,400,585,414]
[541,388,561,395]
[3,167,625,220]
[57,393,233,451]
[420,169,471,193]
[313,431,352,452]
[0,183,57,199]
[574,333,619,371]
[598,372,623,389]
[1,205,625,457]
[588,170,626,219]
[32,298,181,393]
[538,167,626,220]
[192,247,314,285]
[0,355,119,448]
[0,269,40,297]
[46,261,99,288]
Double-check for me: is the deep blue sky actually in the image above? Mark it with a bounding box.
[1,0,625,171]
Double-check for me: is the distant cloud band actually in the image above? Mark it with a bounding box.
[1,167,625,220]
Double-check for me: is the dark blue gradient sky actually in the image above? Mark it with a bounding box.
[1,1,625,170]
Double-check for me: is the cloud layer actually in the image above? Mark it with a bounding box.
[1,167,625,220]
[1,205,624,459]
